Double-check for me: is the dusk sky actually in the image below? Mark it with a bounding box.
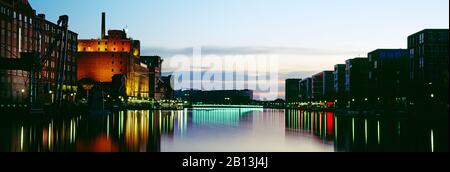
[29,0,449,99]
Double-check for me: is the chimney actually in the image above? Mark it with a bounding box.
[101,12,106,39]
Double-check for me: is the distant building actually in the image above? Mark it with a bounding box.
[161,75,174,100]
[333,64,346,100]
[77,13,149,99]
[285,79,301,102]
[345,57,369,107]
[408,29,449,108]
[141,56,163,100]
[299,77,312,101]
[312,71,333,100]
[0,0,78,105]
[175,89,253,104]
[368,49,409,109]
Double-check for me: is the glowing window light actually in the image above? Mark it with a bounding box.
[365,119,367,144]
[377,121,380,144]
[431,129,434,152]
[352,118,355,143]
[20,126,24,151]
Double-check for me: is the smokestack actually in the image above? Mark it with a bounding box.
[101,12,106,39]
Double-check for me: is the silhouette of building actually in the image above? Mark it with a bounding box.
[368,49,409,109]
[285,79,301,102]
[408,29,449,109]
[345,57,369,108]
[0,0,78,106]
[141,56,163,100]
[299,77,312,101]
[77,13,149,100]
[160,75,174,100]
[333,64,346,105]
[312,71,333,100]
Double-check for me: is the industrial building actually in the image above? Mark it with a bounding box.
[0,0,78,108]
[77,13,149,100]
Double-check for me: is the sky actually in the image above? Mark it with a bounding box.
[29,0,449,100]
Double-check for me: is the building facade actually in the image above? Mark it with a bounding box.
[368,49,409,109]
[408,29,449,109]
[285,79,301,102]
[0,0,78,107]
[333,64,346,103]
[141,55,163,100]
[312,71,333,100]
[299,77,312,101]
[345,57,369,108]
[77,13,149,99]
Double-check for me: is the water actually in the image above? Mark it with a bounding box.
[0,108,447,152]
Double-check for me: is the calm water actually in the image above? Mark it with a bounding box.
[0,108,447,152]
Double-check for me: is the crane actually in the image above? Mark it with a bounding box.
[0,15,69,111]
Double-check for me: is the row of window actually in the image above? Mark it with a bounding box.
[98,41,126,45]
[80,47,127,52]
[111,68,124,72]
[112,61,123,64]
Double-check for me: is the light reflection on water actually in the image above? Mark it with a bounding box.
[0,108,447,152]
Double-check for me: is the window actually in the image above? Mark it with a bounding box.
[122,48,125,51]
[113,42,116,45]
[105,48,107,51]
[112,69,114,72]
[113,48,116,51]
[112,61,114,64]
[419,33,424,44]
[374,61,378,69]
[120,61,122,64]
[98,41,100,45]
[120,69,122,72]
[112,54,114,57]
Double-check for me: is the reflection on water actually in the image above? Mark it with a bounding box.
[0,108,447,152]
